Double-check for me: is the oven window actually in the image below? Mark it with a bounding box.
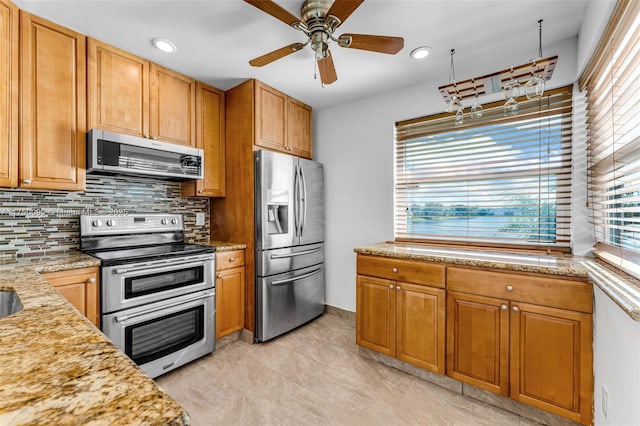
[125,265,204,299]
[125,305,204,365]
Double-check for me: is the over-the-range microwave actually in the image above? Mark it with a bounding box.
[86,129,204,181]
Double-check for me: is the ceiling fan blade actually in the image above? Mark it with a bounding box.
[325,0,365,26]
[338,33,404,54]
[244,0,301,27]
[317,50,338,85]
[249,43,305,67]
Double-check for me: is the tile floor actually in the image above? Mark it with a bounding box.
[156,311,540,425]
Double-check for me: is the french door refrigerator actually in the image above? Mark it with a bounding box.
[255,150,325,342]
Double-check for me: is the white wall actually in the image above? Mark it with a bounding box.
[316,37,580,311]
[593,286,640,425]
[577,0,616,75]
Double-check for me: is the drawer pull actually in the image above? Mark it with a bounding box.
[217,274,223,279]
[392,267,398,273]
[500,304,507,310]
[512,306,520,312]
[506,285,513,292]
[229,257,235,262]
[389,284,394,289]
[396,285,400,290]
[88,277,96,284]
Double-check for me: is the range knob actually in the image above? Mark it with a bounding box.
[171,218,178,225]
[92,219,103,227]
[161,218,168,225]
[106,219,114,227]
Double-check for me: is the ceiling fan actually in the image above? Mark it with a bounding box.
[244,0,404,85]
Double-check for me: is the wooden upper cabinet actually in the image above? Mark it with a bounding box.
[0,0,18,188]
[149,63,196,147]
[87,38,149,138]
[287,97,312,158]
[255,81,286,152]
[253,80,312,159]
[20,11,86,191]
[182,82,225,197]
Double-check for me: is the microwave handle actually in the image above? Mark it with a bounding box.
[114,290,214,323]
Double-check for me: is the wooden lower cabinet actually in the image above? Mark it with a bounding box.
[356,258,446,374]
[510,302,593,424]
[43,267,100,327]
[446,291,510,395]
[215,250,245,338]
[447,266,593,425]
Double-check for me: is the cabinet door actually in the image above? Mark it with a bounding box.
[255,81,286,152]
[149,63,196,147]
[287,97,312,159]
[510,302,593,425]
[43,267,100,327]
[356,275,395,356]
[447,291,510,395]
[20,12,86,190]
[182,82,225,197]
[216,265,245,338]
[396,282,445,374]
[0,0,17,188]
[87,38,149,138]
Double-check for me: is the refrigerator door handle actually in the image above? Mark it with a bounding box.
[293,164,299,237]
[270,268,322,286]
[269,247,322,259]
[300,165,307,236]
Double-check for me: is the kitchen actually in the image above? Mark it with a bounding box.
[1,0,639,425]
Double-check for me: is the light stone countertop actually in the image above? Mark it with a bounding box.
[354,242,640,321]
[203,241,247,252]
[0,251,190,425]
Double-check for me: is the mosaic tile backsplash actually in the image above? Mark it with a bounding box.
[0,175,210,261]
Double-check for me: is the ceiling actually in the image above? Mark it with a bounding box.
[14,0,589,110]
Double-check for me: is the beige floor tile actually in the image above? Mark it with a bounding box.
[156,312,534,426]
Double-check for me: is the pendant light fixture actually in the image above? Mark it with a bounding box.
[525,19,546,99]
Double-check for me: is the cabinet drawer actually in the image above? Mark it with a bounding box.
[216,250,245,271]
[357,255,445,288]
[447,267,592,313]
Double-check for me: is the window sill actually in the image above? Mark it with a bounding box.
[581,259,640,321]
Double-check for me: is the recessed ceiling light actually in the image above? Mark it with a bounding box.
[152,38,177,54]
[410,46,431,60]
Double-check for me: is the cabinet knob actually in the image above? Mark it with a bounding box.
[217,274,223,279]
[512,306,520,312]
[198,190,204,194]
[389,284,394,289]
[229,257,235,262]
[152,136,158,140]
[392,267,398,273]
[23,179,32,184]
[143,134,149,139]
[506,285,513,292]
[500,304,507,310]
[395,285,400,290]
[88,277,96,284]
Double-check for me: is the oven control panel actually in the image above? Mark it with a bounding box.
[80,213,183,235]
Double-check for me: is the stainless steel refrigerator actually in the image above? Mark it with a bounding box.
[254,150,325,342]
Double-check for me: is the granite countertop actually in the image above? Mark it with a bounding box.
[205,241,247,252]
[355,241,640,321]
[0,252,190,425]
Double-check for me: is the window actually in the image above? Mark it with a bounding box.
[395,86,573,250]
[580,0,640,275]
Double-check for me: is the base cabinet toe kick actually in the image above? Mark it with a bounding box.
[355,253,593,426]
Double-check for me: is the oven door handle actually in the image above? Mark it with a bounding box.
[271,268,321,286]
[269,247,321,259]
[114,260,209,275]
[114,290,214,323]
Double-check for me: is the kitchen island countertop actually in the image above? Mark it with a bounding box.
[0,251,190,425]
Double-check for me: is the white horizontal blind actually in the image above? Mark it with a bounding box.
[580,0,640,271]
[395,86,573,249]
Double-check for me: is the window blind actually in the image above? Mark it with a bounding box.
[395,86,573,249]
[580,0,640,274]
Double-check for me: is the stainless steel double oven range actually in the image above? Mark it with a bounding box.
[80,213,215,378]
